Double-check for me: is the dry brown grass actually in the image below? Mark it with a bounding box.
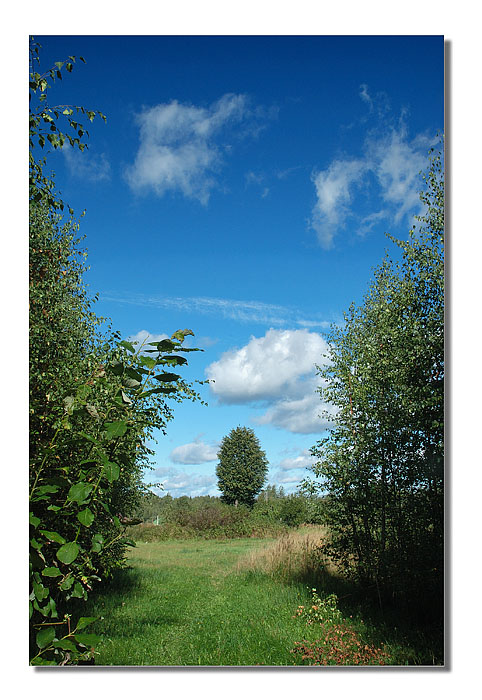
[236,525,338,583]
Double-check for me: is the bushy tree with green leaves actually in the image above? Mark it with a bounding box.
[216,427,269,507]
[29,38,207,664]
[303,142,444,616]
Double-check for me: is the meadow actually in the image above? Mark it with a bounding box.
[71,527,443,666]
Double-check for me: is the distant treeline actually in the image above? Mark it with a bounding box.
[127,486,327,540]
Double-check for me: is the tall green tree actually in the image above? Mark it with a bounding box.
[304,142,444,616]
[29,38,207,664]
[216,427,269,507]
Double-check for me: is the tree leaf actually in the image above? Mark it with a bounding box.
[42,567,62,577]
[121,390,133,405]
[158,355,188,367]
[67,482,93,504]
[103,461,120,482]
[77,507,94,527]
[104,420,128,440]
[36,626,56,649]
[148,339,175,352]
[125,367,143,382]
[152,372,181,383]
[91,534,104,553]
[29,512,41,528]
[40,530,66,544]
[139,356,157,370]
[53,639,77,651]
[109,360,124,376]
[122,377,140,389]
[77,431,100,445]
[119,340,135,353]
[171,328,194,342]
[74,632,101,648]
[56,541,80,565]
[76,616,99,631]
[85,403,101,421]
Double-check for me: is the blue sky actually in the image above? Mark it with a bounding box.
[33,35,444,498]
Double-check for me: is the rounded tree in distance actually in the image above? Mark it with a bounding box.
[216,426,269,507]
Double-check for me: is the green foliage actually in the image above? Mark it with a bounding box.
[303,140,444,616]
[293,589,344,626]
[279,495,308,527]
[291,588,390,666]
[216,427,269,507]
[128,494,289,540]
[29,37,206,665]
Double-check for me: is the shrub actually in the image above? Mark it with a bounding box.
[291,588,390,666]
[291,627,390,666]
[279,496,307,527]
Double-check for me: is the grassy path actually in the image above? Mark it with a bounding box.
[82,538,316,666]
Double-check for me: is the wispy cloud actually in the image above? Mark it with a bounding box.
[310,90,439,249]
[245,170,270,198]
[311,158,367,249]
[125,94,261,204]
[62,145,111,182]
[100,292,332,329]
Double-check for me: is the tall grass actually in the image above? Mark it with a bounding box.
[236,525,444,665]
[236,525,335,585]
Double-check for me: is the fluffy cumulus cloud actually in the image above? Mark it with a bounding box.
[277,448,314,471]
[152,467,218,497]
[126,329,168,352]
[256,385,336,434]
[170,438,220,465]
[206,329,333,434]
[310,93,439,249]
[206,329,327,403]
[125,94,250,204]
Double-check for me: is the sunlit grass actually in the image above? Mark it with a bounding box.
[74,533,443,666]
[77,538,316,666]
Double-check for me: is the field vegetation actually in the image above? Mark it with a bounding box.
[29,38,444,667]
[69,523,443,666]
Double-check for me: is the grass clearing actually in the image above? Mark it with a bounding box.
[73,532,443,666]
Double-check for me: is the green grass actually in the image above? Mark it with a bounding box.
[72,536,443,666]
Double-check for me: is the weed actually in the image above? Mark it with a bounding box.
[291,588,390,666]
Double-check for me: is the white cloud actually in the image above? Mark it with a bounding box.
[311,159,367,249]
[125,94,250,204]
[206,329,329,404]
[170,438,220,465]
[277,448,314,471]
[366,128,431,224]
[359,83,373,110]
[100,292,331,329]
[62,146,111,182]
[152,467,219,497]
[255,377,336,434]
[206,329,333,434]
[126,329,168,352]
[310,92,440,248]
